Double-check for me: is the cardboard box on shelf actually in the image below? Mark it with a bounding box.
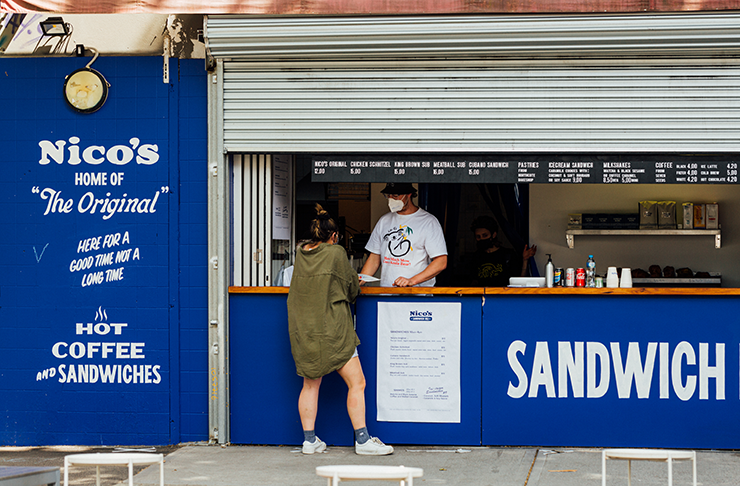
[568,213,582,229]
[682,202,693,229]
[582,213,600,229]
[581,213,640,229]
[610,213,640,229]
[597,214,610,228]
[625,214,640,229]
[693,203,706,229]
[706,203,719,229]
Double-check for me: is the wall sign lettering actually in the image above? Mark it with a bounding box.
[36,307,162,384]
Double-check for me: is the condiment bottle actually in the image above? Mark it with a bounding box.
[545,254,554,288]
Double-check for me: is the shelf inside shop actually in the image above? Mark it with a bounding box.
[565,229,721,249]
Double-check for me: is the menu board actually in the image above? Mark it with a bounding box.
[312,155,739,184]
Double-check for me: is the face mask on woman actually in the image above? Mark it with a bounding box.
[388,197,404,213]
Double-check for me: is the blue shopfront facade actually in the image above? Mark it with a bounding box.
[3,55,740,449]
[213,11,740,450]
[3,11,740,449]
[0,56,209,445]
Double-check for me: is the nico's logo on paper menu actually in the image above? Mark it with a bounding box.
[409,310,432,321]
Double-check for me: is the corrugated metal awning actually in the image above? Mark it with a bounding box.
[207,13,740,61]
[208,14,740,153]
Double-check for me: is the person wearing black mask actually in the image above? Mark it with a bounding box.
[468,216,536,286]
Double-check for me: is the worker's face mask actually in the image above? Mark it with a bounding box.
[388,197,405,213]
[476,238,494,251]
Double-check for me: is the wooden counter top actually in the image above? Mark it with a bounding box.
[229,286,740,296]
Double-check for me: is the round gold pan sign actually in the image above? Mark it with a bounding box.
[63,68,109,113]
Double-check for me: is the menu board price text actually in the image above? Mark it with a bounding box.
[313,155,738,184]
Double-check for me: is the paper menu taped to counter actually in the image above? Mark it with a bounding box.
[376,302,461,423]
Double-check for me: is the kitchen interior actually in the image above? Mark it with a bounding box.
[293,154,736,288]
[530,184,735,287]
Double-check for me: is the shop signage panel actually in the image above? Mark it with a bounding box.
[0,57,176,445]
[313,155,739,184]
[482,295,740,449]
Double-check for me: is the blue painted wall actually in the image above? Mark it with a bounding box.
[0,57,209,445]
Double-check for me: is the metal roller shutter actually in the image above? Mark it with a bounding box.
[207,14,740,153]
[206,14,740,61]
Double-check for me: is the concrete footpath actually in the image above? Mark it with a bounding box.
[121,444,740,486]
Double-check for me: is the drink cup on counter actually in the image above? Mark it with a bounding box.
[620,268,633,288]
[606,267,619,288]
[595,276,604,288]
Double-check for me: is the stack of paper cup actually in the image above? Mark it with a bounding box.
[606,267,619,288]
[620,268,633,288]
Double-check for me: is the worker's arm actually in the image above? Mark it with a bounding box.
[359,253,381,285]
[394,255,447,287]
[520,244,537,277]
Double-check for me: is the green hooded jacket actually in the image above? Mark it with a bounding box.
[288,242,361,379]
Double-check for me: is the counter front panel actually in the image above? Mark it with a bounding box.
[229,293,482,446]
[230,288,740,448]
[483,294,740,448]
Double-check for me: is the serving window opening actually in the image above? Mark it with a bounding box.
[231,153,533,288]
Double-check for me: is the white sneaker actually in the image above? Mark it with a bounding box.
[355,437,394,455]
[302,437,327,454]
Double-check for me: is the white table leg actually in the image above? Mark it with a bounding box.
[128,460,134,486]
[668,457,673,486]
[159,458,164,486]
[63,457,69,486]
[692,452,697,486]
[628,460,632,486]
[601,451,606,486]
[95,466,101,486]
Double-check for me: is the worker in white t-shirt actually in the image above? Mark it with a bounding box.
[360,182,448,287]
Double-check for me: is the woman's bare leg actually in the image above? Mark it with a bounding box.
[298,376,322,431]
[336,356,367,429]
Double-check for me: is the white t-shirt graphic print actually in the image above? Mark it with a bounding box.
[365,208,447,287]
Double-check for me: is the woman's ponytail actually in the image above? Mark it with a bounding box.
[309,204,338,243]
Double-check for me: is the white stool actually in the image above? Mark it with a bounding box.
[64,453,164,486]
[602,449,696,486]
[316,465,423,486]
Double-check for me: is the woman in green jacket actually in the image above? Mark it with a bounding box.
[288,204,393,456]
